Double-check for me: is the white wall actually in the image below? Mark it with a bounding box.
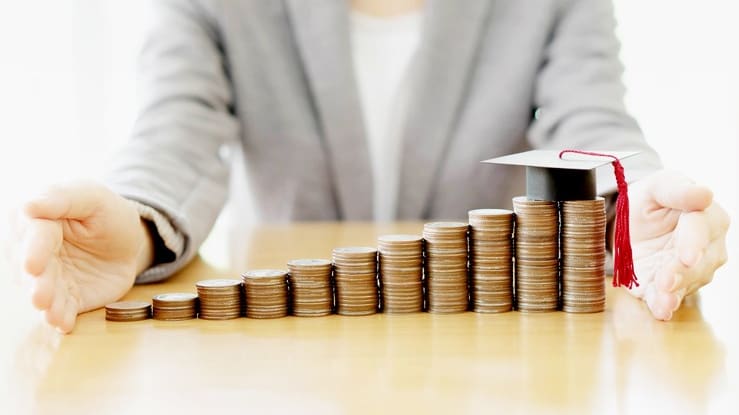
[615,0,738,214]
[0,0,148,200]
[0,0,736,239]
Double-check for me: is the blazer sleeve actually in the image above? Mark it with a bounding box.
[527,0,662,194]
[105,0,239,282]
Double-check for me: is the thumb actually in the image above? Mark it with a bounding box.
[646,171,713,213]
[24,180,104,221]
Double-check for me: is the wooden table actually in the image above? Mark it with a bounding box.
[2,222,737,414]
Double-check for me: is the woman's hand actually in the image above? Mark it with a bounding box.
[627,170,730,320]
[16,181,154,333]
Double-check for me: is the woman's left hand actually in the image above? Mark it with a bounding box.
[626,170,730,320]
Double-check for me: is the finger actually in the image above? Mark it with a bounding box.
[30,268,57,310]
[647,171,713,212]
[44,287,68,329]
[644,283,679,321]
[684,237,728,295]
[674,211,711,267]
[58,297,79,334]
[24,181,103,221]
[654,251,691,295]
[704,202,731,240]
[22,219,62,276]
[657,236,727,297]
[651,264,684,318]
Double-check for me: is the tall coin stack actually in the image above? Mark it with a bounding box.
[560,198,607,313]
[287,259,334,317]
[332,247,379,316]
[512,197,559,312]
[468,209,515,313]
[152,293,198,320]
[242,270,289,319]
[196,279,243,320]
[378,234,424,313]
[423,222,469,313]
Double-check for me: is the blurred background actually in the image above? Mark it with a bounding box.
[0,0,736,260]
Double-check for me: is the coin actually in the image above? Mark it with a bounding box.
[105,301,151,322]
[423,222,469,313]
[560,198,607,313]
[196,279,243,320]
[287,259,333,317]
[512,197,559,312]
[378,234,423,314]
[242,269,289,319]
[333,246,378,316]
[152,293,198,321]
[468,209,514,313]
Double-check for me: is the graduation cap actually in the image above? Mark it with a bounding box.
[482,149,639,201]
[482,149,640,289]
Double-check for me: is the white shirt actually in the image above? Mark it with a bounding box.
[350,10,422,221]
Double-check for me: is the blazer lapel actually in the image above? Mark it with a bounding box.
[397,0,492,219]
[285,0,373,220]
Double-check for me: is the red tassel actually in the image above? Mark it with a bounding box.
[558,149,639,289]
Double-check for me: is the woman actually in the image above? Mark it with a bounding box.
[17,0,729,332]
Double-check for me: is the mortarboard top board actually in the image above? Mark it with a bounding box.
[482,150,640,201]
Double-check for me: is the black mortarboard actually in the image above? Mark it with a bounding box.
[482,149,639,201]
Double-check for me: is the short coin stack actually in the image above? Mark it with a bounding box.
[105,301,151,322]
[287,259,333,317]
[332,247,379,316]
[195,279,243,320]
[152,293,198,320]
[378,234,424,313]
[513,197,559,312]
[242,270,289,319]
[423,222,469,313]
[468,209,515,313]
[560,198,607,313]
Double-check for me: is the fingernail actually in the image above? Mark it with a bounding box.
[654,303,673,320]
[652,305,668,320]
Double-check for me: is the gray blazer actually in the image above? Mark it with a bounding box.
[106,0,661,281]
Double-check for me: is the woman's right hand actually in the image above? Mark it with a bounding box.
[15,181,154,333]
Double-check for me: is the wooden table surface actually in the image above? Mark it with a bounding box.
[2,222,737,414]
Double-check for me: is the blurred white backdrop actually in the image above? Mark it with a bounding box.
[0,0,737,243]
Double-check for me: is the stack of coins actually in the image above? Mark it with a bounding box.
[513,197,559,312]
[468,209,515,313]
[560,198,607,313]
[287,259,333,317]
[105,301,151,322]
[423,222,469,313]
[242,270,289,319]
[152,293,198,320]
[332,247,378,316]
[195,279,243,320]
[378,234,424,313]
